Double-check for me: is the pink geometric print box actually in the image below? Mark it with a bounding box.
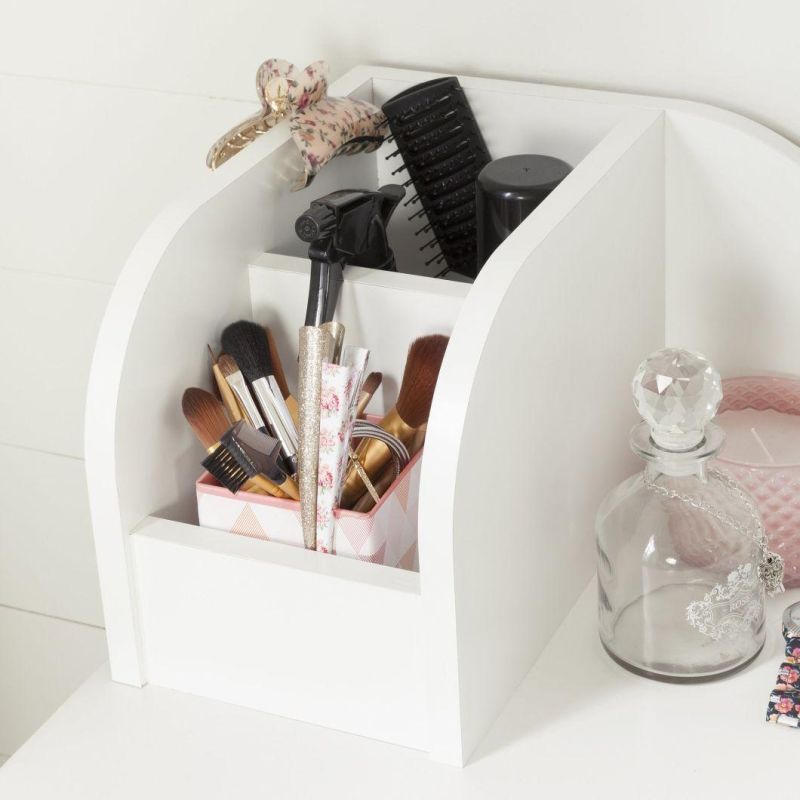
[196,450,422,571]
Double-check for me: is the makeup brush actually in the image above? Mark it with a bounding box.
[356,371,382,418]
[204,421,300,500]
[265,328,291,398]
[208,345,243,422]
[217,354,267,432]
[181,388,283,497]
[340,335,448,508]
[265,327,299,426]
[221,321,299,472]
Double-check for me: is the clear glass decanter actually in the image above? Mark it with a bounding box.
[597,348,782,681]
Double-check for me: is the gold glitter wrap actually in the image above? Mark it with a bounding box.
[340,407,418,508]
[298,326,334,548]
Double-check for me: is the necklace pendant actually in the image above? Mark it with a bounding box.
[760,551,786,596]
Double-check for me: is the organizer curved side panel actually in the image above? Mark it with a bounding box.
[84,134,311,684]
[664,107,800,375]
[419,109,666,765]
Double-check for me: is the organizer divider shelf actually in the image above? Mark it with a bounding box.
[86,65,800,766]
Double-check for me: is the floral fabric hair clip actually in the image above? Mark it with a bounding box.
[206,59,387,190]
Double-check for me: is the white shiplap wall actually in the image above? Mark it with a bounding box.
[0,73,255,759]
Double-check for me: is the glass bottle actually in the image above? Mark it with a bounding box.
[596,348,782,681]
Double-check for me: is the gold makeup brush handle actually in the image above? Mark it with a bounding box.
[340,408,417,507]
[250,474,290,498]
[277,475,300,501]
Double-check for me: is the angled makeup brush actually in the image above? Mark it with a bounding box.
[340,335,448,508]
[222,321,299,473]
[217,354,266,433]
[208,345,243,422]
[356,371,382,418]
[181,388,283,497]
[203,421,300,500]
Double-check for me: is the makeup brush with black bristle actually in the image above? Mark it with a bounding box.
[181,388,284,497]
[203,420,300,500]
[340,335,449,508]
[221,321,298,473]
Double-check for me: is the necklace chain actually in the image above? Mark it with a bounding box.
[643,467,785,595]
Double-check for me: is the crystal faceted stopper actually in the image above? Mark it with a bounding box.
[632,347,723,451]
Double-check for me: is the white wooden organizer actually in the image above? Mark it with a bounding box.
[85,66,800,766]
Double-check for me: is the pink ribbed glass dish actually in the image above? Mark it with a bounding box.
[716,376,800,588]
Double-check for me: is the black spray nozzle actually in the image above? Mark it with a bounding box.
[296,185,405,326]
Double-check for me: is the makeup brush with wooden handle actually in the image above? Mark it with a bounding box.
[340,335,448,508]
[217,354,268,433]
[265,327,300,426]
[208,345,243,422]
[181,388,287,498]
[222,321,299,473]
[356,371,382,418]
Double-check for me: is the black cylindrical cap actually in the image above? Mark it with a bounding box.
[476,154,572,269]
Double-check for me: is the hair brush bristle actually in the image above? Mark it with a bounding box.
[220,321,274,384]
[395,335,449,428]
[181,388,230,449]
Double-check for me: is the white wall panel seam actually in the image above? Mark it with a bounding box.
[0,265,115,289]
[0,69,254,105]
[0,604,103,632]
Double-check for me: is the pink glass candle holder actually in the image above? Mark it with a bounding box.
[716,376,800,588]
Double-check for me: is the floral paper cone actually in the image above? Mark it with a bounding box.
[316,362,360,553]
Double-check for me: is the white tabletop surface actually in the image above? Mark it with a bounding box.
[1,581,798,799]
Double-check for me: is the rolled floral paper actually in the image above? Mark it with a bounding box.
[315,347,370,553]
[298,326,333,549]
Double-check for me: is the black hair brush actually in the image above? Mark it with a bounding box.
[382,77,491,281]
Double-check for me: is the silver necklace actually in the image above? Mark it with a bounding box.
[643,467,785,596]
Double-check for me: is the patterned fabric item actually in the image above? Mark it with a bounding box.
[258,59,388,189]
[766,627,800,727]
[316,361,360,554]
[289,97,387,190]
[206,58,387,189]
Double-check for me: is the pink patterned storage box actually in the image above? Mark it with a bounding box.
[196,450,422,571]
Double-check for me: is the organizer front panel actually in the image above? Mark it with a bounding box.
[133,518,428,750]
